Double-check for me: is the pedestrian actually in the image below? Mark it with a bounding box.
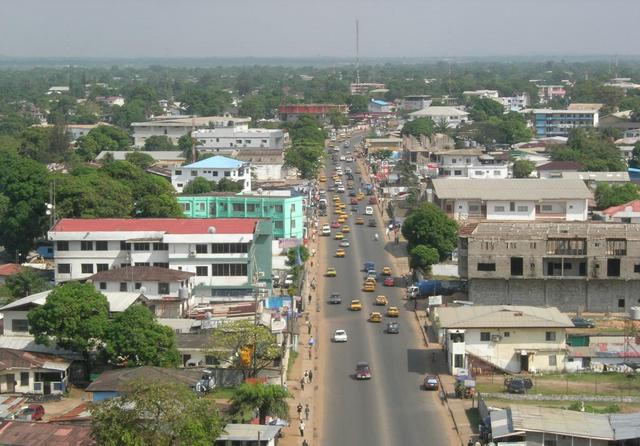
[308,336,315,348]
[299,420,305,437]
[307,321,312,334]
[302,440,309,446]
[304,370,309,383]
[467,439,474,446]
[297,403,303,417]
[308,294,312,304]
[304,403,310,420]
[300,377,305,391]
[308,370,313,383]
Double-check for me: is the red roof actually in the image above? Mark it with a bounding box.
[603,200,640,216]
[51,218,258,234]
[0,264,22,277]
[536,161,583,171]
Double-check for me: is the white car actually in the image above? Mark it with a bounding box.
[365,206,374,215]
[339,240,350,247]
[333,329,348,342]
[340,156,346,161]
[322,224,331,236]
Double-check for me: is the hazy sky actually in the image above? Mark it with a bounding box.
[1,0,638,59]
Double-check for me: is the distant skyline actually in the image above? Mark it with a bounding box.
[1,0,639,59]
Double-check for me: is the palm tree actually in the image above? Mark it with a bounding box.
[229,382,290,424]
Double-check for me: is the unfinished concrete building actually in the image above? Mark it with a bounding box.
[459,222,640,312]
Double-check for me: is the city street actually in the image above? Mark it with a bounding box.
[316,134,457,446]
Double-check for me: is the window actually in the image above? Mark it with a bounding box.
[247,203,256,212]
[133,242,150,251]
[275,205,284,213]
[56,241,69,251]
[190,171,197,176]
[175,170,182,175]
[503,332,510,337]
[158,283,170,294]
[224,171,231,177]
[454,170,462,176]
[211,263,248,276]
[517,206,528,212]
[196,266,208,276]
[205,355,219,366]
[468,204,480,213]
[232,203,245,212]
[607,258,621,277]
[509,202,515,212]
[12,319,29,333]
[474,171,483,176]
[494,206,505,212]
[511,257,523,276]
[211,243,249,254]
[545,331,556,341]
[480,332,491,341]
[618,298,625,309]
[274,221,284,229]
[544,440,558,446]
[541,204,553,212]
[58,264,71,274]
[120,282,127,292]
[134,262,150,267]
[635,264,640,273]
[454,354,464,368]
[81,264,94,274]
[195,244,208,254]
[95,241,108,251]
[212,171,218,177]
[20,372,29,387]
[153,242,169,251]
[120,241,131,251]
[99,282,107,290]
[548,355,557,366]
[135,282,142,290]
[96,263,109,272]
[493,170,501,176]
[477,262,496,272]
[80,241,93,251]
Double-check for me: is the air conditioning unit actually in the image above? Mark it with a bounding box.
[188,250,196,257]
[491,334,502,342]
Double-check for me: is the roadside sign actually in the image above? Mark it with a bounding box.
[428,295,443,306]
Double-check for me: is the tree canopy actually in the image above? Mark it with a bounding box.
[3,268,50,302]
[144,135,176,151]
[409,245,440,273]
[401,203,458,261]
[92,380,223,446]
[595,182,640,209]
[125,151,155,169]
[76,125,131,160]
[512,159,536,178]
[550,128,626,171]
[401,117,434,138]
[229,382,290,425]
[182,176,243,194]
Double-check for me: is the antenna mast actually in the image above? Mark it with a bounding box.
[355,19,360,85]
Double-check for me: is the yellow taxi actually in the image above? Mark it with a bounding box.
[375,295,388,306]
[341,225,351,233]
[357,193,365,200]
[387,306,400,317]
[335,232,344,240]
[368,312,383,323]
[325,268,337,277]
[337,216,347,224]
[338,203,346,210]
[350,299,363,311]
[335,248,346,258]
[319,175,326,182]
[333,195,341,201]
[332,175,340,182]
[363,281,376,292]
[356,217,365,225]
[382,266,392,276]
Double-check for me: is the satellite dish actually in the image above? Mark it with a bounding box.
[257,188,263,195]
[140,286,147,294]
[204,311,212,320]
[208,226,216,234]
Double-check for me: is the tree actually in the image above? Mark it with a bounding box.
[208,320,281,379]
[284,140,325,180]
[76,125,131,160]
[0,148,49,256]
[18,126,52,163]
[4,268,50,302]
[103,305,181,367]
[28,282,109,358]
[287,115,326,146]
[144,135,176,151]
[512,159,536,178]
[401,117,434,138]
[401,203,458,260]
[371,149,393,160]
[183,177,215,194]
[595,182,640,209]
[347,95,369,113]
[125,151,155,169]
[178,133,196,163]
[92,380,223,446]
[551,128,626,171]
[328,109,349,128]
[286,246,310,266]
[409,245,440,273]
[468,97,504,121]
[229,382,289,425]
[215,177,244,192]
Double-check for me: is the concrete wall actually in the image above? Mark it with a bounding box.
[525,432,607,446]
[468,278,640,312]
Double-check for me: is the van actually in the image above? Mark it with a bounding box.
[365,206,374,215]
[322,225,331,236]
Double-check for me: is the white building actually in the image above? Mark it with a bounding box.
[192,127,285,152]
[67,123,111,141]
[408,106,470,128]
[131,116,251,148]
[433,149,509,179]
[431,178,592,222]
[499,93,529,111]
[172,156,251,193]
[402,95,432,112]
[47,218,272,298]
[234,149,291,181]
[435,305,573,375]
[462,89,499,99]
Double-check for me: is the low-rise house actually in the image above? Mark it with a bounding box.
[171,156,251,193]
[536,161,583,178]
[602,199,640,223]
[367,99,394,114]
[566,332,640,372]
[431,178,592,221]
[193,127,285,152]
[0,264,22,284]
[0,348,71,395]
[462,89,499,99]
[408,106,470,128]
[278,104,348,123]
[499,93,529,111]
[490,405,640,446]
[600,110,640,132]
[350,82,386,94]
[216,424,282,446]
[67,123,110,141]
[0,421,95,445]
[401,95,432,112]
[365,137,403,154]
[95,151,186,167]
[96,95,125,107]
[561,171,630,190]
[234,149,292,181]
[86,366,205,401]
[435,305,572,375]
[537,84,567,103]
[432,149,509,179]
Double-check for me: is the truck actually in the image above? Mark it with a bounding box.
[407,280,466,298]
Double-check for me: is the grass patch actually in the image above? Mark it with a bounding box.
[287,350,299,380]
[209,386,236,399]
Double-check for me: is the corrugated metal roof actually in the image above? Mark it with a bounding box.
[437,305,573,329]
[510,405,614,440]
[610,413,640,440]
[431,178,593,200]
[218,424,281,441]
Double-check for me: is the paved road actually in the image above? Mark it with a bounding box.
[318,134,455,446]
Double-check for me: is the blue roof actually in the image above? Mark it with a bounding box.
[372,99,390,106]
[185,156,244,169]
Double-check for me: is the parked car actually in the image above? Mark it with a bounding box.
[571,317,595,328]
[16,404,45,421]
[423,375,439,390]
[505,377,533,394]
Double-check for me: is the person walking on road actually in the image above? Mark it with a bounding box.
[307,320,312,335]
[300,377,305,391]
[303,370,309,383]
[304,403,310,420]
[299,420,305,437]
[302,440,309,446]
[297,403,303,418]
[308,370,313,383]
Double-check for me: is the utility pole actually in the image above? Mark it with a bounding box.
[355,19,360,85]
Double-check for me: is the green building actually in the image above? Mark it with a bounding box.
[178,191,305,239]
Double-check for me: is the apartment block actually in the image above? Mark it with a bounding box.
[431,179,592,222]
[533,109,599,138]
[192,127,285,152]
[459,222,640,312]
[433,149,509,179]
[48,218,272,298]
[171,156,251,193]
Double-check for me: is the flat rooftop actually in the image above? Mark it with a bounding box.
[463,221,640,240]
